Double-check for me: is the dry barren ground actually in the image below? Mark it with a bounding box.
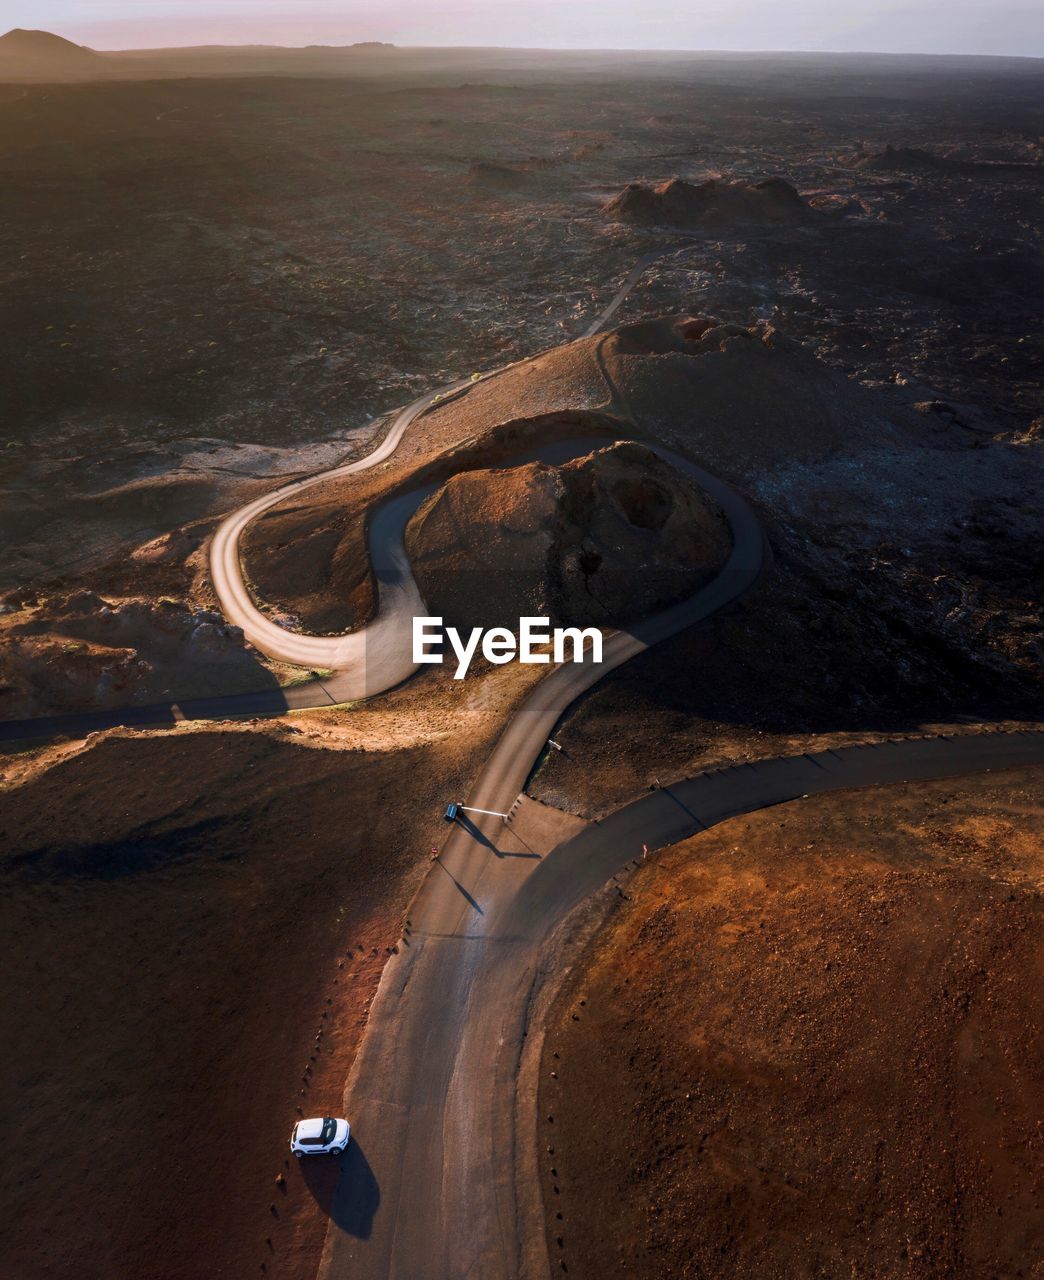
[540,768,1044,1279]
[0,657,542,1280]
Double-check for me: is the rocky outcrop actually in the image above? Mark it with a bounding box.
[0,591,255,718]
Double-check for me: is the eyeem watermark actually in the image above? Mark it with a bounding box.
[413,616,603,679]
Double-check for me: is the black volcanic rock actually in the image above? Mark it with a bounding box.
[603,175,808,228]
[853,144,950,172]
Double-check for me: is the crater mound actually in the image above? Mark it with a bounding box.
[602,175,808,228]
[404,441,730,630]
[240,312,920,635]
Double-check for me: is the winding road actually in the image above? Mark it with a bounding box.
[3,251,1042,1280]
[316,457,765,1280]
[303,378,1044,1278]
[0,250,680,743]
[205,381,465,696]
[205,245,692,690]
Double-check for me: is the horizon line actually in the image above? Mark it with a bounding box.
[7,30,1043,61]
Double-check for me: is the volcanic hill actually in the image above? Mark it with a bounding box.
[404,441,730,630]
[0,28,100,76]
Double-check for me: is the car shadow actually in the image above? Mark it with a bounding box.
[300,1138,380,1239]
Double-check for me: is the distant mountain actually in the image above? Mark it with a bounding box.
[0,29,404,82]
[0,28,98,59]
[0,28,104,79]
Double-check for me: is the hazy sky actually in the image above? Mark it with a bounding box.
[10,0,1043,57]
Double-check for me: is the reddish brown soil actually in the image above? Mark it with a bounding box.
[0,721,482,1280]
[540,769,1044,1279]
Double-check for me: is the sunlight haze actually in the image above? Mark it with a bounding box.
[9,0,1043,57]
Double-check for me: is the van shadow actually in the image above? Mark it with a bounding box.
[456,812,540,860]
[300,1138,380,1239]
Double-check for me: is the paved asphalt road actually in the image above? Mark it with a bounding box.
[321,729,1044,1280]
[0,436,756,745]
[315,456,764,1280]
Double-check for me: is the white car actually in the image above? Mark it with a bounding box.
[290,1116,351,1157]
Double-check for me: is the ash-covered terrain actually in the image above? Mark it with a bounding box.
[1,41,1042,1280]
[1,47,1041,718]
